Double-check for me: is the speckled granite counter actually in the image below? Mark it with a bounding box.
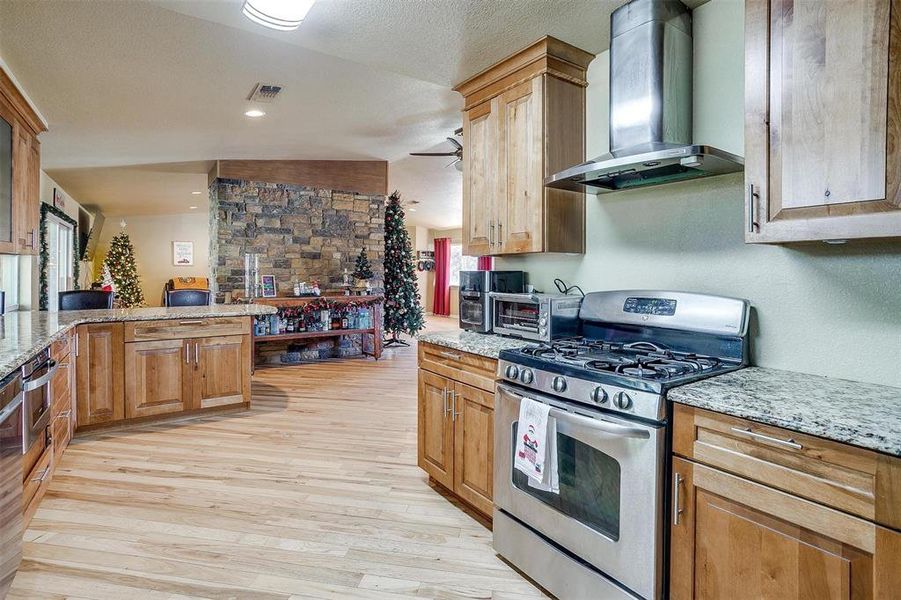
[0,304,276,375]
[417,330,536,359]
[669,367,901,457]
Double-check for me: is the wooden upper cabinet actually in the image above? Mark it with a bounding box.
[455,36,593,256]
[462,99,498,256]
[745,0,901,243]
[0,66,45,256]
[75,323,125,428]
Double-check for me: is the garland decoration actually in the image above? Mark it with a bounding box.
[39,202,80,311]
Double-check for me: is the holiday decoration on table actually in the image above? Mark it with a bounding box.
[99,263,115,292]
[382,191,424,346]
[103,229,145,307]
[352,248,374,281]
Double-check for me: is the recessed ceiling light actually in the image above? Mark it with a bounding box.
[191,191,202,195]
[244,109,266,118]
[408,208,417,212]
[189,206,198,210]
[242,0,315,31]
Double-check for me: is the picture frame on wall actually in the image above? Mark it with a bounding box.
[172,241,194,266]
[261,275,277,298]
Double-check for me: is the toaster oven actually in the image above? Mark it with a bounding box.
[489,293,581,342]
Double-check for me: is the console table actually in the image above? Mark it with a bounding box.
[252,295,383,363]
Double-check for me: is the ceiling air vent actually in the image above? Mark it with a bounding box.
[247,83,283,104]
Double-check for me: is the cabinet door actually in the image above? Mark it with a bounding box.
[0,110,15,254]
[75,323,125,427]
[670,457,901,600]
[497,77,543,254]
[462,98,498,256]
[125,339,192,419]
[417,370,454,489]
[23,135,39,255]
[452,382,493,515]
[745,0,901,243]
[190,335,249,410]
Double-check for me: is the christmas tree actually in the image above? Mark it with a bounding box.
[104,231,145,307]
[383,191,424,345]
[353,248,374,280]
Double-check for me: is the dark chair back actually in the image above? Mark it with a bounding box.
[58,290,115,311]
[165,289,211,307]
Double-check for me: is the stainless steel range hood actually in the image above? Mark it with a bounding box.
[545,0,743,194]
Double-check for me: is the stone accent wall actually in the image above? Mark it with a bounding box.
[210,179,385,300]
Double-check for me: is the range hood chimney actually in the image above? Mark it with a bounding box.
[545,0,743,194]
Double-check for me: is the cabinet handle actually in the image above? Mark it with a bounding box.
[31,466,50,483]
[497,222,502,245]
[439,351,462,360]
[57,410,72,419]
[179,320,204,325]
[450,390,459,422]
[74,333,79,357]
[747,184,760,233]
[488,221,495,247]
[185,344,191,364]
[730,426,802,450]
[442,387,450,417]
[194,343,200,365]
[672,472,684,526]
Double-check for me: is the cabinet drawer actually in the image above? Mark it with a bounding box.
[51,331,73,362]
[418,342,497,393]
[125,317,250,342]
[23,444,52,511]
[673,404,901,529]
[52,409,72,459]
[50,357,71,405]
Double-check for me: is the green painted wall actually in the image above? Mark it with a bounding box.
[497,0,901,387]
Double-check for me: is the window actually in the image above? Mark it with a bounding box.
[0,254,18,311]
[45,214,75,311]
[449,243,478,286]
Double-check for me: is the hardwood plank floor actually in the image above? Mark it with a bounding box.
[10,325,546,599]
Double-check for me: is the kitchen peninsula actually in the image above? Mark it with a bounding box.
[1,303,275,527]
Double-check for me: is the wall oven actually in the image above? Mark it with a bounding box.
[22,349,56,454]
[494,382,665,599]
[489,293,580,342]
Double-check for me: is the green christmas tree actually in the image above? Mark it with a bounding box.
[353,248,374,280]
[383,191,424,344]
[104,231,145,307]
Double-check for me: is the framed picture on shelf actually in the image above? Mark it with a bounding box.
[261,275,277,298]
[172,241,194,266]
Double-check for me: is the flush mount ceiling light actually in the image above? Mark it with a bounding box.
[191,191,202,195]
[189,206,198,210]
[242,0,315,31]
[244,109,266,118]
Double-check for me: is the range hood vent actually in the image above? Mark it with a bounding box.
[545,0,743,194]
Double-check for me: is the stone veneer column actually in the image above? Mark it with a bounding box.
[209,178,385,301]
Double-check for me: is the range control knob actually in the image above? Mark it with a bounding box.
[591,386,608,404]
[613,391,633,410]
[539,316,548,326]
[520,369,534,384]
[505,365,520,380]
[552,376,567,393]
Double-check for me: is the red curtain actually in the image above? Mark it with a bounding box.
[433,238,451,316]
[477,256,493,270]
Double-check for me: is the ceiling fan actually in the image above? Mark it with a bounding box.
[410,128,464,171]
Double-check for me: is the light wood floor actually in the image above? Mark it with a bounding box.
[10,322,547,599]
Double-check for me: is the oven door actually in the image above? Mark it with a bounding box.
[491,296,541,338]
[494,382,664,600]
[458,293,488,331]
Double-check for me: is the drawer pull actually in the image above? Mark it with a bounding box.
[673,472,684,526]
[56,410,72,419]
[731,426,802,450]
[179,320,205,325]
[439,351,462,360]
[31,467,50,483]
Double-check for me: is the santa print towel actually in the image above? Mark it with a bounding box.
[528,417,559,494]
[514,398,551,483]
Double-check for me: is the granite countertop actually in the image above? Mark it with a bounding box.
[417,330,536,359]
[669,367,901,457]
[0,304,276,375]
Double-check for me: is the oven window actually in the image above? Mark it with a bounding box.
[495,300,539,332]
[460,300,484,325]
[512,422,621,541]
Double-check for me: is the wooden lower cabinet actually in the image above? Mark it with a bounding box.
[75,323,125,428]
[192,334,249,409]
[125,339,192,419]
[417,351,496,518]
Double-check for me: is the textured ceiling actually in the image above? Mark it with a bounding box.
[0,0,706,228]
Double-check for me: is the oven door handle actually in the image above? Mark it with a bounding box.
[549,407,651,440]
[23,360,58,392]
[0,392,23,422]
[488,292,541,303]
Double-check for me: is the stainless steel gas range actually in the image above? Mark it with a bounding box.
[492,290,750,600]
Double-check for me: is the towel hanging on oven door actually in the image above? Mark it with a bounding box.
[514,398,559,493]
[528,417,559,494]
